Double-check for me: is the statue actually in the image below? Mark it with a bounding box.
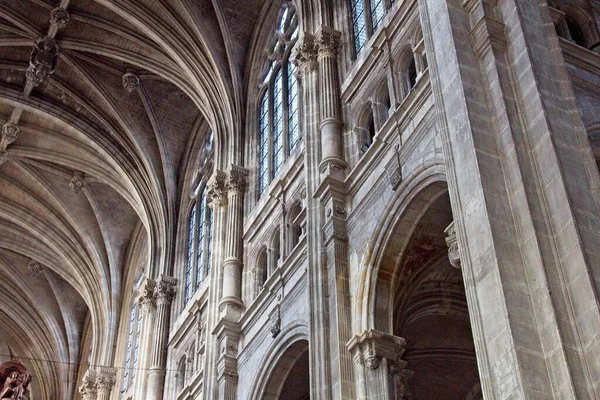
[0,361,31,400]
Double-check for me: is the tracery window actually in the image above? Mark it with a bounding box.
[183,133,214,306]
[350,0,395,56]
[121,275,144,394]
[258,3,300,196]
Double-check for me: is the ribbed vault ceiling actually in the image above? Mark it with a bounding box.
[0,0,265,398]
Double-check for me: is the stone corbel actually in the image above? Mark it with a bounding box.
[385,143,403,191]
[269,304,281,338]
[346,329,406,370]
[445,221,461,269]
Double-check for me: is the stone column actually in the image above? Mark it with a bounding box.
[134,278,157,400]
[214,319,241,400]
[146,276,177,400]
[95,367,117,400]
[347,330,412,400]
[419,0,600,398]
[219,166,248,320]
[202,171,228,400]
[316,26,346,173]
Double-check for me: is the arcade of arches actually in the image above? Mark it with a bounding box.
[0,0,599,399]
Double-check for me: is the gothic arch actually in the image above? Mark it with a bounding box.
[248,322,309,400]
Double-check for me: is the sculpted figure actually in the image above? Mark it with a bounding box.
[0,361,31,400]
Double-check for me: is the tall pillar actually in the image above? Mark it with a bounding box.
[293,32,332,400]
[317,27,346,173]
[212,166,248,400]
[219,166,248,320]
[95,367,116,400]
[146,275,177,400]
[202,170,228,400]
[419,0,600,398]
[134,278,156,400]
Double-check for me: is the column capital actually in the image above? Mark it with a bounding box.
[79,370,98,399]
[346,329,406,370]
[316,26,342,58]
[95,371,116,395]
[138,279,157,312]
[293,33,318,74]
[154,275,177,304]
[444,221,461,269]
[225,165,249,195]
[207,170,227,208]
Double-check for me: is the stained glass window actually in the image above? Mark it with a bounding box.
[351,0,395,56]
[184,204,196,305]
[257,3,300,197]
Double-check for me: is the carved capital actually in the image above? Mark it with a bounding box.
[154,278,176,304]
[2,122,20,144]
[69,172,86,194]
[138,280,157,312]
[207,170,227,208]
[95,375,115,394]
[122,71,140,93]
[316,26,342,58]
[293,34,318,74]
[225,166,249,195]
[0,148,8,165]
[347,329,406,371]
[445,221,461,269]
[50,7,70,29]
[79,371,98,399]
[26,37,58,87]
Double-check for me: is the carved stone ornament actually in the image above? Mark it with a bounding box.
[206,172,227,208]
[225,167,249,194]
[122,71,140,93]
[346,329,406,372]
[292,34,318,74]
[138,282,157,312]
[1,123,19,145]
[28,260,43,276]
[69,172,86,194]
[444,221,461,269]
[0,149,8,166]
[50,7,70,29]
[94,376,115,393]
[154,280,176,303]
[364,349,380,370]
[316,27,341,57]
[0,360,32,400]
[269,305,281,338]
[26,37,58,87]
[78,375,97,398]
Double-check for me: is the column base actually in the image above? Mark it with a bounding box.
[218,296,244,320]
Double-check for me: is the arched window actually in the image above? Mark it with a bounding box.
[184,190,213,306]
[176,356,187,392]
[566,16,585,47]
[121,274,144,394]
[258,3,300,196]
[183,133,214,307]
[350,0,395,56]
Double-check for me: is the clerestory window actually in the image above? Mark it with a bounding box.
[350,0,395,57]
[258,3,300,196]
[183,133,214,306]
[121,274,144,394]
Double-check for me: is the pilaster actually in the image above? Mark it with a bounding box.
[419,0,600,398]
[146,275,177,400]
[134,278,157,400]
[213,318,241,400]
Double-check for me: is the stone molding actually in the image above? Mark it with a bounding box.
[26,37,58,87]
[1,122,19,145]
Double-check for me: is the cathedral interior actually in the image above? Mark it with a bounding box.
[0,0,599,399]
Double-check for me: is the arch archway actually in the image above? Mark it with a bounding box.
[356,168,481,399]
[263,339,310,400]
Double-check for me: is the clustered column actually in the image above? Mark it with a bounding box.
[134,279,157,400]
[146,276,177,400]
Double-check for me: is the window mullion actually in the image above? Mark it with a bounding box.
[363,0,374,37]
